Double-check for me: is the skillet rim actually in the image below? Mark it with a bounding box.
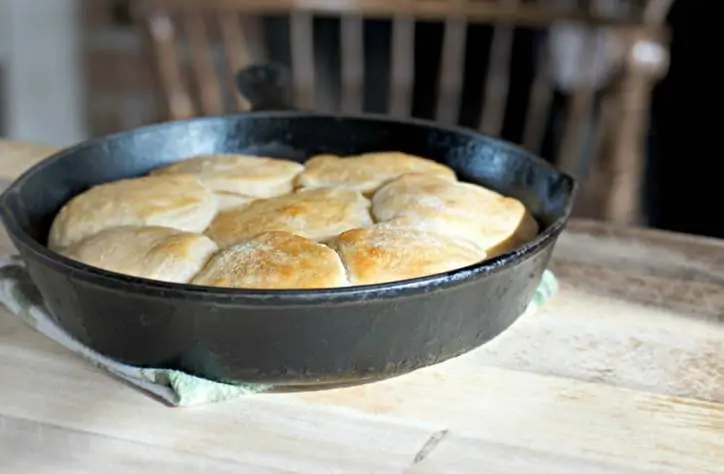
[0,111,575,304]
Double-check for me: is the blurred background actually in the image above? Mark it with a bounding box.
[0,0,718,237]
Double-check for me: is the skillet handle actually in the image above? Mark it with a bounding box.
[235,63,296,112]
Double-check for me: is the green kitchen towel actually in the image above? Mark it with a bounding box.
[0,255,558,407]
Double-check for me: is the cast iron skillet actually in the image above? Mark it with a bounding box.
[0,65,576,388]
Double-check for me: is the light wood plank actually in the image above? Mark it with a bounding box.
[1,323,724,473]
[0,415,281,474]
[407,431,648,473]
[0,141,58,181]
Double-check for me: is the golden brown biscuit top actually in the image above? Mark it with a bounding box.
[50,151,537,288]
[62,226,218,284]
[192,231,349,289]
[151,154,304,198]
[372,173,538,256]
[48,174,218,250]
[329,226,486,285]
[296,152,457,195]
[205,187,372,248]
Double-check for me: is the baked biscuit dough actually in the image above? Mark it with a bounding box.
[48,175,218,250]
[205,187,372,248]
[296,152,456,195]
[328,226,486,285]
[62,226,218,284]
[192,231,349,289]
[50,151,540,288]
[372,174,538,256]
[215,192,256,211]
[151,154,304,198]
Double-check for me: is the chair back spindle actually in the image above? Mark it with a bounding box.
[388,15,415,118]
[479,0,519,136]
[136,0,672,224]
[436,17,467,124]
[183,12,225,116]
[290,12,315,109]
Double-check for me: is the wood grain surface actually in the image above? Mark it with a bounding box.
[1,140,723,473]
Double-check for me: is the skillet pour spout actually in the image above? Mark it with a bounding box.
[0,64,576,389]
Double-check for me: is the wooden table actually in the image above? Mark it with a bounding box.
[1,140,723,473]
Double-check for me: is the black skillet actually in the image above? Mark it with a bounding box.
[0,64,575,388]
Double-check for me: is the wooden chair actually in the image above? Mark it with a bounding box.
[134,0,673,225]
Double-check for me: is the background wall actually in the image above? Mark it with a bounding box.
[0,0,86,146]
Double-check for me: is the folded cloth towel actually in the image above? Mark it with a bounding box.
[0,255,558,407]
